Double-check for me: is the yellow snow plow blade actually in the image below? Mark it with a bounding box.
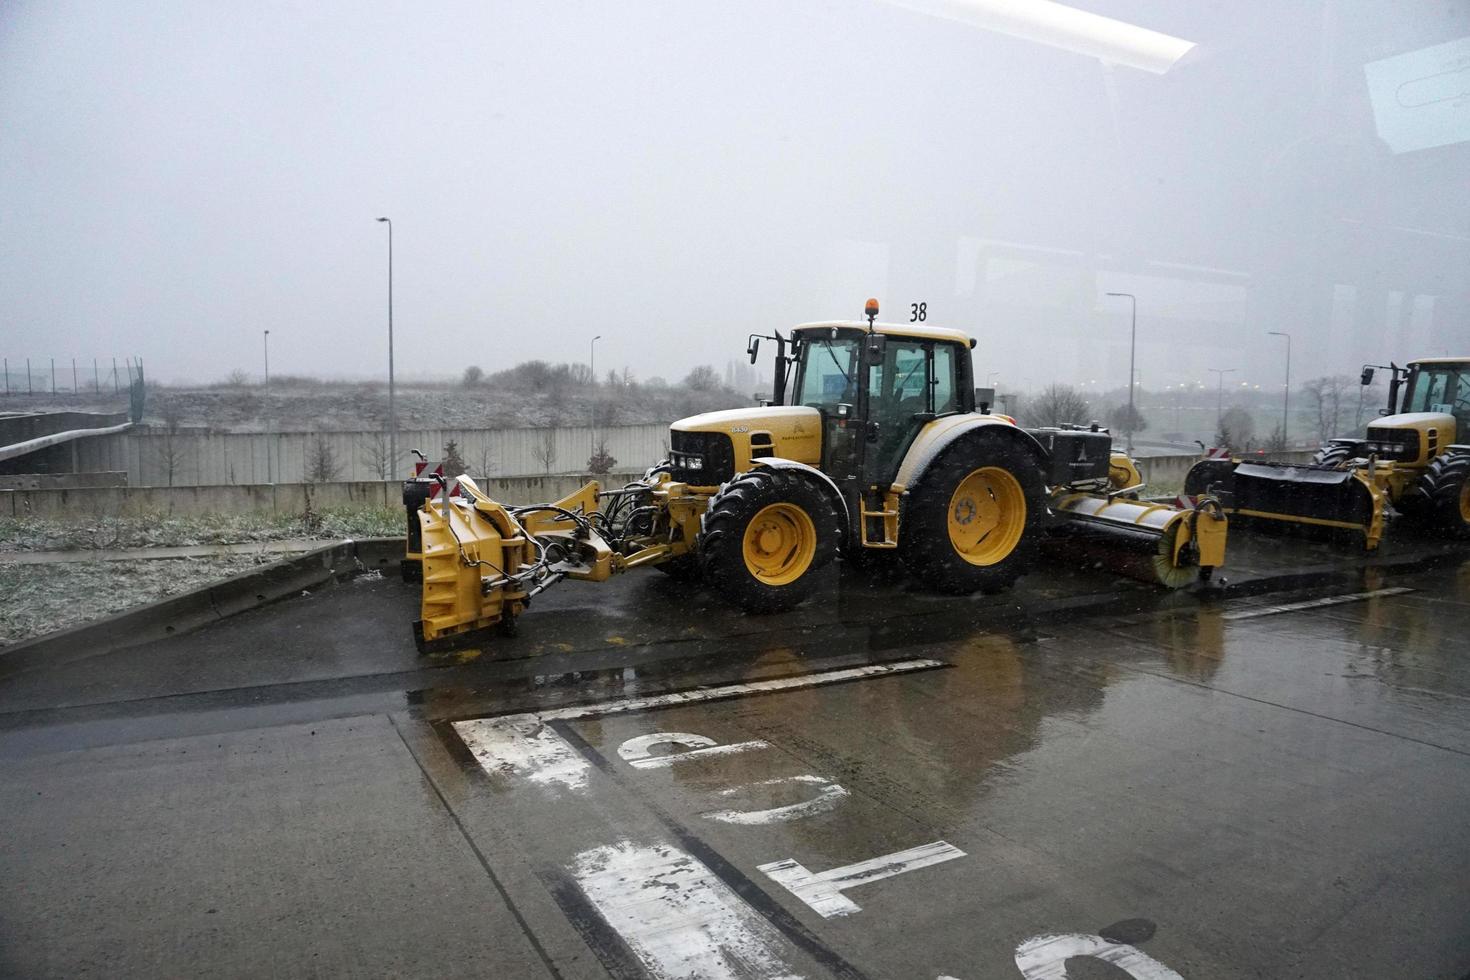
[415,477,611,647]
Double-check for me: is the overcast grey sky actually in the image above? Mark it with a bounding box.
[2,1,1467,390]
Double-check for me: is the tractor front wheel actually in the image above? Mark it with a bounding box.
[1412,450,1470,539]
[698,468,841,613]
[900,434,1045,595]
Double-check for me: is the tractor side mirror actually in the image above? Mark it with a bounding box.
[1360,367,1374,386]
[866,335,885,366]
[747,337,760,364]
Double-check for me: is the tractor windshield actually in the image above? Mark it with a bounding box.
[794,335,861,409]
[1402,365,1470,431]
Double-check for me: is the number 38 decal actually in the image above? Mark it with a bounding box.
[910,302,927,322]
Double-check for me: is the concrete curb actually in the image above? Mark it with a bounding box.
[0,536,404,678]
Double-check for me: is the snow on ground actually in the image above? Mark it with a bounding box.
[0,555,268,646]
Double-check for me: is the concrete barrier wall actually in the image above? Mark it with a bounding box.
[2,452,1325,517]
[1134,450,1316,488]
[70,423,672,486]
[0,471,129,490]
[2,472,648,518]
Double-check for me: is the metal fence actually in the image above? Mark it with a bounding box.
[1,356,143,397]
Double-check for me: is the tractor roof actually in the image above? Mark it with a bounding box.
[792,320,975,348]
[1408,357,1470,367]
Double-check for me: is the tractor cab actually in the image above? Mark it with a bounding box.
[769,314,977,491]
[1394,359,1470,437]
[1354,358,1470,467]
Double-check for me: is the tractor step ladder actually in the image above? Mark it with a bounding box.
[860,488,900,549]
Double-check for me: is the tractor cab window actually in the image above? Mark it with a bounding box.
[1403,366,1470,430]
[932,345,957,414]
[795,336,861,409]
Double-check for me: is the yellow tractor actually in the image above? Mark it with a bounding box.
[1184,357,1470,549]
[409,300,1227,647]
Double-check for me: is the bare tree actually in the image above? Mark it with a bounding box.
[306,432,342,482]
[152,401,189,487]
[462,365,484,387]
[225,368,249,386]
[1216,406,1256,450]
[1301,375,1353,444]
[682,365,721,391]
[359,431,392,480]
[1105,403,1149,440]
[532,428,558,473]
[1024,384,1092,427]
[473,440,497,481]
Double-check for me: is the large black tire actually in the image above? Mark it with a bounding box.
[1410,450,1470,539]
[1183,459,1236,497]
[697,468,842,613]
[899,433,1046,595]
[1312,441,1360,468]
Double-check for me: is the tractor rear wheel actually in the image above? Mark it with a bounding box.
[1312,443,1357,468]
[900,434,1045,595]
[1412,450,1470,539]
[698,468,842,612]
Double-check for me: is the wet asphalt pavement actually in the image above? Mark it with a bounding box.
[2,537,1469,979]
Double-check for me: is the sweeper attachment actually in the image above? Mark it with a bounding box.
[1183,357,1470,549]
[1049,491,1227,588]
[407,302,1229,648]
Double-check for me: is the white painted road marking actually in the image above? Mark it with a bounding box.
[759,840,967,917]
[492,659,945,726]
[1221,587,1414,621]
[453,661,941,792]
[702,775,850,825]
[618,731,771,769]
[573,840,804,980]
[1014,933,1185,979]
[453,718,590,793]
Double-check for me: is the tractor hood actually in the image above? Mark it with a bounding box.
[1369,411,1456,438]
[670,406,822,467]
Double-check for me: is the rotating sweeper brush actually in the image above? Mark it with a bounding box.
[1047,492,1228,588]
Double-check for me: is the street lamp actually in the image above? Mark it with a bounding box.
[1105,292,1137,453]
[263,329,272,483]
[376,217,397,478]
[590,334,602,457]
[1267,330,1291,448]
[1207,367,1237,436]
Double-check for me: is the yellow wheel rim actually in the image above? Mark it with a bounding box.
[947,466,1026,566]
[742,503,817,585]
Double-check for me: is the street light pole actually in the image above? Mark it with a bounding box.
[263,329,272,483]
[589,335,602,458]
[1207,367,1237,438]
[376,217,396,477]
[1268,330,1291,448]
[1105,292,1137,453]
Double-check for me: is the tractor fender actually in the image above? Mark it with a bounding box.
[749,457,852,531]
[893,415,1049,491]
